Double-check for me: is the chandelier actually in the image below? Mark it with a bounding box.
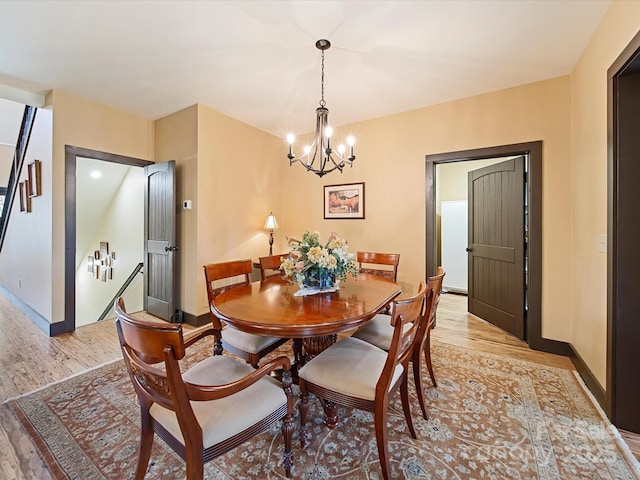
[287,39,355,178]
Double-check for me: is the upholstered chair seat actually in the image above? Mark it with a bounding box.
[351,314,412,350]
[221,327,284,354]
[115,297,294,480]
[298,337,404,400]
[204,259,289,368]
[150,355,288,449]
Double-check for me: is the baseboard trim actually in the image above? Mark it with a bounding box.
[183,311,210,327]
[0,285,64,336]
[569,344,606,409]
[529,336,572,357]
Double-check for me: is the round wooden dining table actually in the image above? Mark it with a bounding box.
[210,272,401,370]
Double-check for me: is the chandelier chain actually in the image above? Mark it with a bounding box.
[320,49,326,108]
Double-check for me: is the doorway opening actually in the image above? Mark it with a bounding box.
[426,141,568,356]
[606,29,640,433]
[437,157,526,340]
[75,157,145,327]
[62,146,152,335]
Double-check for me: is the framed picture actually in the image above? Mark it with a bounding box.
[19,181,31,213]
[324,182,365,219]
[18,182,26,212]
[27,160,42,197]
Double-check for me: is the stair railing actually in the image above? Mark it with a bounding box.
[0,105,37,253]
[98,262,143,321]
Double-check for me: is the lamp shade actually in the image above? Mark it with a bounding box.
[263,212,279,231]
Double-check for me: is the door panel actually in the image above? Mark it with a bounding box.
[144,161,176,321]
[612,69,640,432]
[468,157,525,339]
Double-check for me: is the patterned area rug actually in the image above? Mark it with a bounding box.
[2,337,639,480]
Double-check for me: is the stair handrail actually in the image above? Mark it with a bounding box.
[98,262,144,321]
[0,105,38,253]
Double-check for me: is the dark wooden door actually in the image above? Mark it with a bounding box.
[143,161,177,321]
[468,157,525,339]
[611,65,640,433]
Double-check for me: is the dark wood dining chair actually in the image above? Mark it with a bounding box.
[203,259,289,367]
[297,282,427,480]
[352,267,445,419]
[258,253,287,280]
[115,297,294,480]
[357,251,400,282]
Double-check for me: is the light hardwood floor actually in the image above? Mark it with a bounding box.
[0,291,638,465]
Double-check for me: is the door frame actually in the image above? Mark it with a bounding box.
[606,29,640,422]
[426,141,569,355]
[61,145,152,335]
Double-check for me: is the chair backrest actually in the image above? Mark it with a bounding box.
[426,266,445,330]
[357,251,400,281]
[203,259,252,303]
[115,297,188,412]
[203,259,253,333]
[377,281,427,395]
[258,253,286,280]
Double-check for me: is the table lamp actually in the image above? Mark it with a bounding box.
[263,212,279,255]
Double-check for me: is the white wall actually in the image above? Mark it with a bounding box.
[0,144,13,183]
[75,167,144,326]
[0,108,53,322]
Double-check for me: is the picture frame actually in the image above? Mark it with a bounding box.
[18,182,26,212]
[27,160,41,197]
[19,181,32,213]
[323,182,365,219]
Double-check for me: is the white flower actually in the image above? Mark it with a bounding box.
[280,231,359,284]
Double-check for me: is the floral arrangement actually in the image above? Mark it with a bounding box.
[280,231,359,287]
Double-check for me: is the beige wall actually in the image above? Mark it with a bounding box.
[155,104,284,318]
[195,105,282,316]
[281,75,572,338]
[49,90,154,324]
[154,105,198,317]
[569,0,640,387]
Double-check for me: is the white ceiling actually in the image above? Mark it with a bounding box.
[0,0,611,141]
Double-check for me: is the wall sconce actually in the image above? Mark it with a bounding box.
[263,212,279,256]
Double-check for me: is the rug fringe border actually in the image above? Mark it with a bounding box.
[0,357,122,405]
[571,370,640,479]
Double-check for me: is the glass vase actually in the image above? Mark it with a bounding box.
[303,268,335,289]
